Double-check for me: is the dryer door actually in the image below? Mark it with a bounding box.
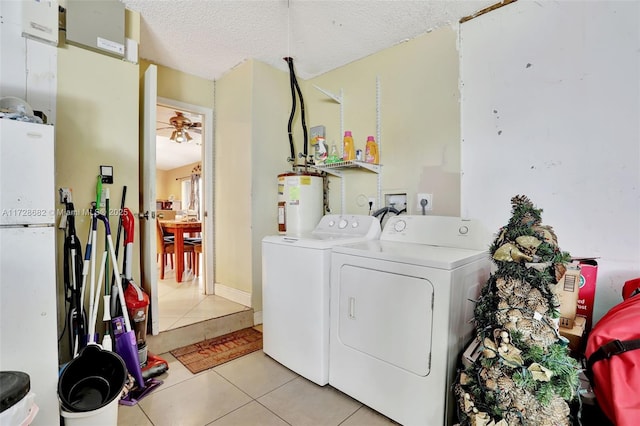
[337,265,434,376]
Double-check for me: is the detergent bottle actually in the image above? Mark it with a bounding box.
[342,131,355,161]
[365,136,379,164]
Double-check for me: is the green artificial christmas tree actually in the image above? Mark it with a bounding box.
[455,195,579,426]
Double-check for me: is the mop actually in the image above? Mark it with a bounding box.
[117,208,165,405]
[86,177,102,345]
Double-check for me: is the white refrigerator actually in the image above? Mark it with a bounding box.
[0,118,59,424]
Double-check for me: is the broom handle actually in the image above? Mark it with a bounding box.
[110,186,127,289]
[88,251,107,342]
[98,213,132,331]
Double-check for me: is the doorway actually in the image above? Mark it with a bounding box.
[154,98,216,331]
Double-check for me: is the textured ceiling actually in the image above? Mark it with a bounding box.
[127,0,497,170]
[122,0,496,81]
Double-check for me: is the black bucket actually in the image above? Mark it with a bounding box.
[58,345,127,412]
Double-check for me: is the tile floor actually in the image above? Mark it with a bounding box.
[157,267,250,332]
[117,347,397,426]
[121,264,397,425]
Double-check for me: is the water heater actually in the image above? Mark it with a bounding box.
[278,171,323,235]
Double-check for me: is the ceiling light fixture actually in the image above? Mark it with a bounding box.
[170,128,192,143]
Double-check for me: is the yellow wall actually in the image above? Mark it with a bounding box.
[54,17,464,329]
[307,26,462,217]
[250,61,292,309]
[214,61,253,294]
[156,161,201,201]
[210,59,291,307]
[156,169,170,200]
[214,26,463,314]
[56,27,140,362]
[154,64,214,108]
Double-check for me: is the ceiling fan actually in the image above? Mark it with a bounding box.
[157,111,202,143]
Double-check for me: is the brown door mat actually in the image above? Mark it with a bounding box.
[171,327,263,374]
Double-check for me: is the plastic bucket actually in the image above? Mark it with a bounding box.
[58,345,126,414]
[60,395,119,426]
[0,371,38,425]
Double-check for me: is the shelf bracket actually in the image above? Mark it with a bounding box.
[313,85,343,104]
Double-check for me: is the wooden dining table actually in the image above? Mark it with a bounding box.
[160,220,202,283]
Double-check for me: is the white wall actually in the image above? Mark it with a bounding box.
[460,1,640,324]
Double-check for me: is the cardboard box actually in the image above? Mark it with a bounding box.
[560,315,586,353]
[555,266,581,329]
[573,258,598,333]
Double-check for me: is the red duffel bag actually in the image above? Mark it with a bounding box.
[585,278,640,426]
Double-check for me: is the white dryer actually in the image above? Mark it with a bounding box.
[262,214,381,385]
[329,216,491,426]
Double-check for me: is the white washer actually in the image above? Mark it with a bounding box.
[262,214,381,385]
[329,215,491,426]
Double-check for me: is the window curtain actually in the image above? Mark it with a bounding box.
[189,173,200,216]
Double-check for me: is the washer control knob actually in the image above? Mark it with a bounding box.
[338,219,348,229]
[459,225,469,235]
[352,221,359,228]
[394,220,407,232]
[328,220,335,227]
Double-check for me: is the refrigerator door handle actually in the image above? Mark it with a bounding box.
[0,223,55,229]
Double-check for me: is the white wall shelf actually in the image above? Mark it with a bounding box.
[311,160,381,177]
[312,78,382,213]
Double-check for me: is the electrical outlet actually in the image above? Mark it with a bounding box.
[99,188,110,208]
[417,193,433,212]
[59,187,73,203]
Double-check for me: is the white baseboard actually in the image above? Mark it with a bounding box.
[215,283,252,308]
[253,310,263,325]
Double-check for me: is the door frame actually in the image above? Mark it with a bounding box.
[157,96,215,296]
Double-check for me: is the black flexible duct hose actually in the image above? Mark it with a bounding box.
[372,206,406,224]
[291,68,308,160]
[372,206,401,218]
[284,57,297,163]
[285,57,309,166]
